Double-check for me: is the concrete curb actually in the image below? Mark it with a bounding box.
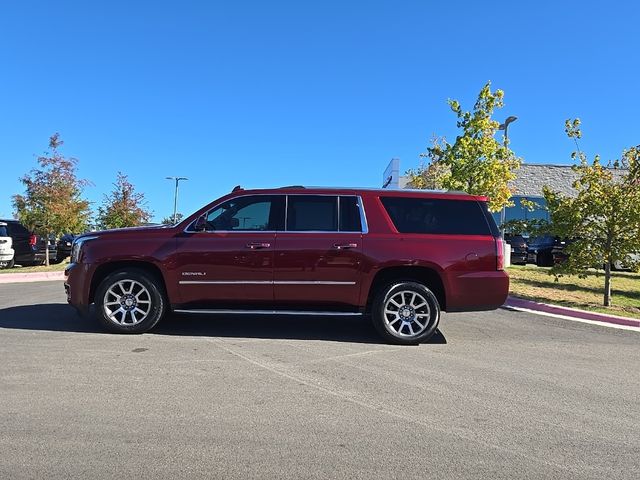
[0,271,65,284]
[504,296,640,328]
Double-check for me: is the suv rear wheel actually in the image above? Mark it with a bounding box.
[372,281,440,345]
[95,269,166,333]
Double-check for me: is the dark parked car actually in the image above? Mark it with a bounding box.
[65,186,509,345]
[0,219,46,266]
[44,234,58,264]
[551,239,573,265]
[527,235,564,267]
[53,233,76,263]
[504,234,527,265]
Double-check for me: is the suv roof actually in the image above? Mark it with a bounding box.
[228,186,488,202]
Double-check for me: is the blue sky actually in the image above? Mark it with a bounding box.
[1,1,638,221]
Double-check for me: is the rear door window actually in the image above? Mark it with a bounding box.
[380,197,492,235]
[287,195,338,231]
[339,196,362,232]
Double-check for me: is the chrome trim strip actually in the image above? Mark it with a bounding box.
[357,195,369,234]
[179,280,272,285]
[274,280,356,285]
[173,309,363,316]
[179,280,356,285]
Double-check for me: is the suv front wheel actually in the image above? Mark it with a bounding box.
[95,269,166,333]
[372,281,440,345]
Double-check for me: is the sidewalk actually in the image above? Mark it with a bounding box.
[0,271,65,284]
[504,295,640,329]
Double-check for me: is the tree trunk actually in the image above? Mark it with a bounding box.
[603,261,611,306]
[44,231,50,267]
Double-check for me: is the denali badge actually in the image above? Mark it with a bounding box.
[182,272,207,276]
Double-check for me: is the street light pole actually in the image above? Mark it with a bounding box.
[497,116,518,234]
[166,176,188,224]
[498,115,518,144]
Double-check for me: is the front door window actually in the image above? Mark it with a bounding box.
[205,195,284,231]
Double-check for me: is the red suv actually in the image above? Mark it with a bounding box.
[65,187,508,344]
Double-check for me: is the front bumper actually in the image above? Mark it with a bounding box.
[64,262,92,314]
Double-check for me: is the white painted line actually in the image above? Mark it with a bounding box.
[505,305,640,333]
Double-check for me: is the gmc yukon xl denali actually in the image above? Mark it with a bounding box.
[65,187,509,344]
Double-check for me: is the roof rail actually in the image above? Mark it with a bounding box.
[446,190,468,194]
[278,185,306,189]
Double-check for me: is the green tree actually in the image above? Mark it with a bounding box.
[97,172,152,229]
[13,133,91,265]
[160,213,184,225]
[543,119,640,306]
[406,82,521,212]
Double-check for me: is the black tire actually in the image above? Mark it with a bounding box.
[371,281,441,345]
[94,268,166,334]
[0,259,14,269]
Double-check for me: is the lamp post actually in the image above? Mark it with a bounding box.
[166,176,188,224]
[497,116,518,234]
[498,115,518,143]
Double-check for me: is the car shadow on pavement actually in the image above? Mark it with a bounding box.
[0,304,448,345]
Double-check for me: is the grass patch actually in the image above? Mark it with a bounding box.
[507,264,640,319]
[0,260,70,274]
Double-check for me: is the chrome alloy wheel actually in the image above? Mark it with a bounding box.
[383,290,431,337]
[103,279,152,326]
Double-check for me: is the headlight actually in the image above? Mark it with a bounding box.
[71,236,99,263]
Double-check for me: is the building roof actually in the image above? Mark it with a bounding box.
[509,163,627,197]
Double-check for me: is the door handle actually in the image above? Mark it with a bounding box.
[246,242,271,249]
[333,243,358,250]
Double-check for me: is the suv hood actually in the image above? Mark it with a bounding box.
[77,224,172,240]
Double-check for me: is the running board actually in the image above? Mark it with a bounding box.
[173,309,363,316]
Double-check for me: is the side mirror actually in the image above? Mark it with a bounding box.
[194,215,206,232]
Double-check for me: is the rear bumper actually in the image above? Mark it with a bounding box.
[446,271,509,312]
[510,253,527,264]
[14,251,44,264]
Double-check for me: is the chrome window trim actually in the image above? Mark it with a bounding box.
[357,195,369,234]
[184,193,367,234]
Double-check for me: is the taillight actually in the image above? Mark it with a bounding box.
[29,234,37,247]
[496,237,504,271]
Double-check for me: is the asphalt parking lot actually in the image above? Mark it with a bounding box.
[1,282,639,479]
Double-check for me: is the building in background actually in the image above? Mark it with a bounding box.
[382,158,409,189]
[383,160,627,228]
